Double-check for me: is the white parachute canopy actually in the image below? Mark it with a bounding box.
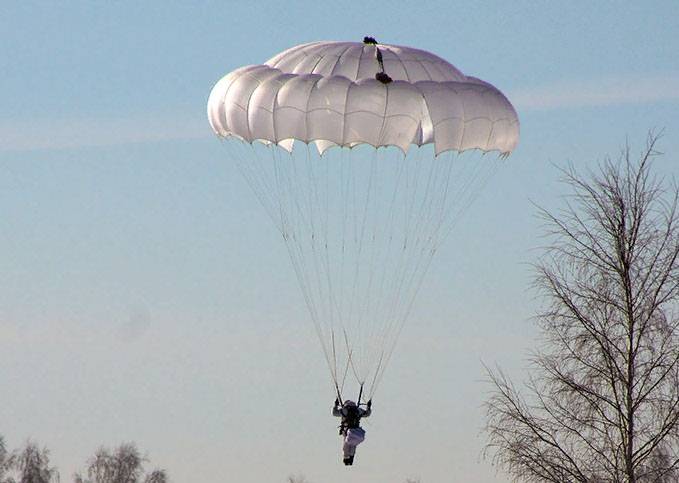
[208,39,519,156]
[208,39,519,399]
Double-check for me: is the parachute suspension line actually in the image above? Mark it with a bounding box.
[317,145,342,381]
[227,141,278,229]
[334,146,435,397]
[342,147,355,376]
[314,146,394,394]
[301,145,323,340]
[367,351,385,400]
[338,147,358,395]
[343,147,369,390]
[330,328,352,396]
[366,149,409,393]
[337,147,349,368]
[376,211,445,391]
[440,153,503,243]
[338,149,382,396]
[229,140,353,391]
[331,329,338,388]
[345,147,378,387]
[369,152,427,394]
[276,144,338,386]
[353,149,375,385]
[317,152,338,386]
[304,148,342,386]
[228,138,503,401]
[359,87,401,390]
[367,149,461,398]
[335,380,343,405]
[340,345,352,394]
[370,152,500,397]
[343,326,361,384]
[363,148,390,390]
[382,151,435,335]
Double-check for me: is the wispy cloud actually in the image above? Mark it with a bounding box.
[510,73,679,110]
[0,112,211,152]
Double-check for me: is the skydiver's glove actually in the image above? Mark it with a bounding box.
[367,400,372,410]
[335,398,340,407]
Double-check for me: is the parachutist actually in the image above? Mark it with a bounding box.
[333,399,372,466]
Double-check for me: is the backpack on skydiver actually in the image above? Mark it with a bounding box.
[339,405,361,435]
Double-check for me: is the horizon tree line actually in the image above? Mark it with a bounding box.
[0,435,167,483]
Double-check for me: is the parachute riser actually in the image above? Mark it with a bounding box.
[335,382,343,406]
[335,382,371,407]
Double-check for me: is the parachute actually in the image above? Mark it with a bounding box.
[208,39,519,401]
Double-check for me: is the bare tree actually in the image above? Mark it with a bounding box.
[485,133,679,482]
[141,470,167,483]
[0,437,13,483]
[74,443,166,483]
[8,441,59,483]
[286,475,309,483]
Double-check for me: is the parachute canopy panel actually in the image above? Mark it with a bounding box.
[207,40,519,156]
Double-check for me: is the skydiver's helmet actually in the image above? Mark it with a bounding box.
[343,400,356,408]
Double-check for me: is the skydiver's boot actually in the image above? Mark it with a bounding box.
[343,456,354,466]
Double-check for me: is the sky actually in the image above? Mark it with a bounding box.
[1,1,678,482]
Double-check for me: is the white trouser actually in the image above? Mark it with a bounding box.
[342,428,365,457]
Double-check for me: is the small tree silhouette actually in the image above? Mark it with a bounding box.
[10,441,59,483]
[74,443,166,483]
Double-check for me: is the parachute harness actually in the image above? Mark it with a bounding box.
[364,36,392,84]
[337,383,366,435]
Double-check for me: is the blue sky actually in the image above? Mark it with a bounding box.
[1,2,678,482]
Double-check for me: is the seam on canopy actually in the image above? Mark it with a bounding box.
[304,76,325,141]
[355,43,367,81]
[243,72,273,141]
[253,104,420,124]
[416,59,435,81]
[377,83,390,147]
[393,50,412,83]
[328,44,355,77]
[340,80,354,147]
